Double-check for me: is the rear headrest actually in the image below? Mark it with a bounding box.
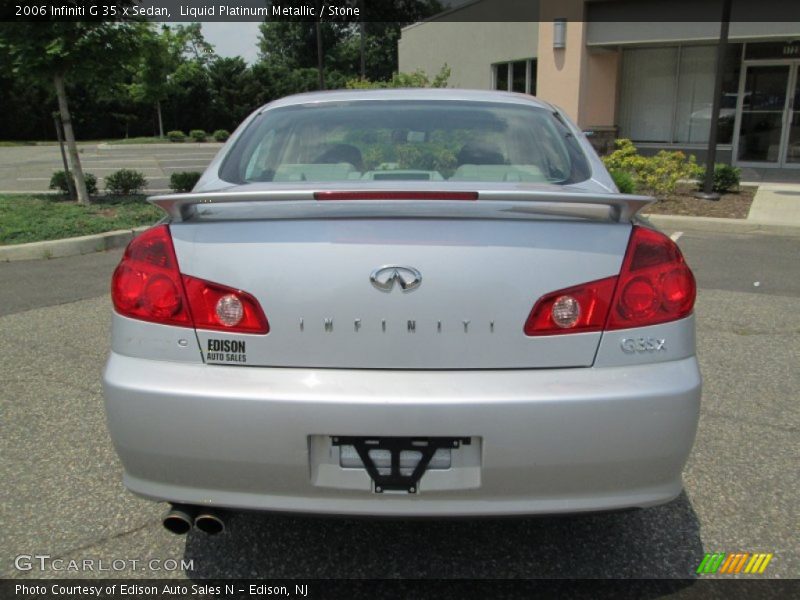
[457,141,506,166]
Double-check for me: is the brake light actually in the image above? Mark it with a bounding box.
[524,226,695,336]
[111,225,269,334]
[314,191,478,201]
[606,226,695,330]
[111,225,192,327]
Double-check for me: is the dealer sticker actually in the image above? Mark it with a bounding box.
[206,339,247,364]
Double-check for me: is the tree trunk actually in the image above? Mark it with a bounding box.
[53,73,89,204]
[315,19,325,90]
[359,22,366,79]
[156,100,164,138]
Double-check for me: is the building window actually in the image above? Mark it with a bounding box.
[618,44,741,144]
[493,59,537,95]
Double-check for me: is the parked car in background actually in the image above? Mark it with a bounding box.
[103,89,700,535]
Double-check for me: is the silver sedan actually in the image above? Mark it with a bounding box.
[103,89,700,535]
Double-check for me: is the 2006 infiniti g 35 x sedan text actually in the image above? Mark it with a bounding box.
[102,89,700,535]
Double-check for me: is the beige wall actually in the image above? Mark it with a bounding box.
[399,21,539,90]
[582,49,620,129]
[535,0,618,129]
[399,0,622,129]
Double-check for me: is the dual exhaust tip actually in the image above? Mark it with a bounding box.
[163,504,225,536]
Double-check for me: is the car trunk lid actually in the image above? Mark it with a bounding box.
[169,213,633,369]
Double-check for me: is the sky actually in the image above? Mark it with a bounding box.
[201,22,262,64]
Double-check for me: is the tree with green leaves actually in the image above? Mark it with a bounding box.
[128,24,214,138]
[0,17,145,203]
[258,0,443,85]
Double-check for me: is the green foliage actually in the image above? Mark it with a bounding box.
[49,171,98,195]
[697,163,741,193]
[169,171,202,193]
[207,56,258,130]
[0,18,146,84]
[609,169,636,194]
[0,194,161,245]
[167,130,186,142]
[189,129,207,142]
[257,1,443,81]
[602,139,702,198]
[127,24,214,103]
[105,169,147,195]
[1,2,452,142]
[212,129,230,142]
[346,66,450,89]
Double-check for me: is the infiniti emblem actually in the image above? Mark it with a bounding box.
[370,265,422,292]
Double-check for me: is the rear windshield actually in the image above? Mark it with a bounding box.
[219,100,592,185]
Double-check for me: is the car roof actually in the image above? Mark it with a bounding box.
[260,88,556,112]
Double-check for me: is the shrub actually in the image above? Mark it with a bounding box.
[105,169,147,195]
[167,130,186,142]
[189,129,207,142]
[696,163,740,193]
[609,169,635,194]
[212,129,230,142]
[49,171,98,195]
[603,139,702,198]
[169,171,202,193]
[346,65,451,89]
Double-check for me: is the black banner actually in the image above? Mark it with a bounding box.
[3,579,800,600]
[3,0,800,23]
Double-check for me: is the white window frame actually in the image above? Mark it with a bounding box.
[492,59,537,94]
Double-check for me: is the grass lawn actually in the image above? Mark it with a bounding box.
[0,194,162,245]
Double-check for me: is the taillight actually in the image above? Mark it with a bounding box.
[606,226,695,330]
[524,277,616,336]
[524,226,695,336]
[111,225,192,327]
[182,275,269,334]
[111,225,269,334]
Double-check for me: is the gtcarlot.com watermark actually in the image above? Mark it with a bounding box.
[14,554,194,573]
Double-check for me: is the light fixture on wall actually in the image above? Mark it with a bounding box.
[553,18,567,49]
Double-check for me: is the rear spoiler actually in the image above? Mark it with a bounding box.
[149,189,654,223]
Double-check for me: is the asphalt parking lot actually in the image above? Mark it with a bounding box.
[1,227,798,581]
[0,143,221,194]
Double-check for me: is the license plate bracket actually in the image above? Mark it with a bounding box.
[331,436,470,493]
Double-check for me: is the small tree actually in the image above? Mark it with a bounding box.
[127,24,214,138]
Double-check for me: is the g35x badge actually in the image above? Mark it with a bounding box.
[621,337,666,354]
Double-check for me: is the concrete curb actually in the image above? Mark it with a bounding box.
[646,214,800,236]
[0,226,148,262]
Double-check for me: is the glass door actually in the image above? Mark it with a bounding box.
[783,66,800,165]
[735,64,790,165]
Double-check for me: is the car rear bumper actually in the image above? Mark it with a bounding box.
[103,353,701,516]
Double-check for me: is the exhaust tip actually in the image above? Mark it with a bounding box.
[194,511,225,535]
[162,505,194,535]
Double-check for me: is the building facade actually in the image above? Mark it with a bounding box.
[398,0,800,169]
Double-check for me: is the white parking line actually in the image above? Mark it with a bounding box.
[153,156,219,161]
[670,231,684,242]
[25,167,166,172]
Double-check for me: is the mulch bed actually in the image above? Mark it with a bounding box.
[640,185,755,219]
